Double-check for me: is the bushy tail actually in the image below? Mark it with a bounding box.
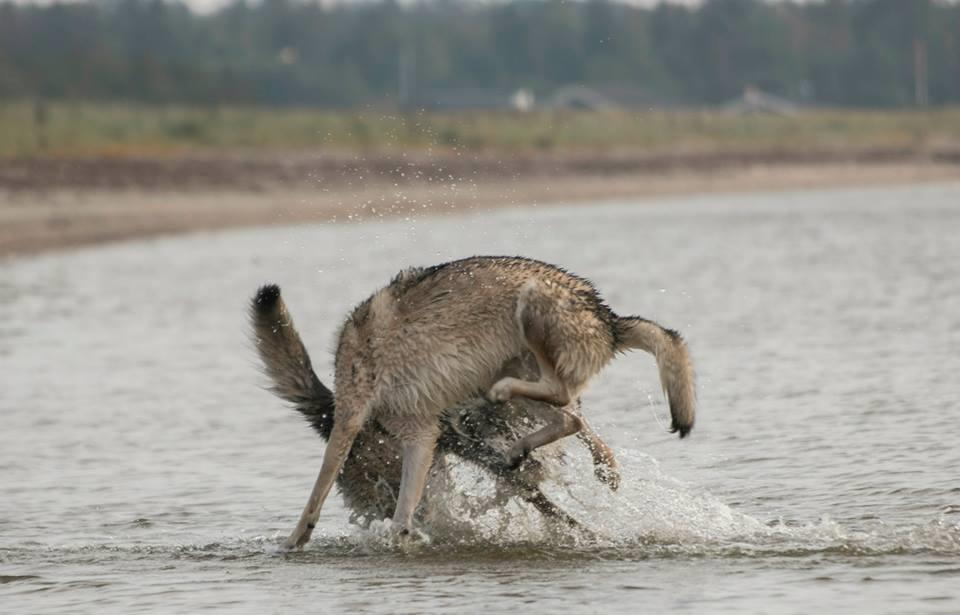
[615,316,696,438]
[249,284,335,440]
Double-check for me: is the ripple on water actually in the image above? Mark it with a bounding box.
[3,183,960,612]
[5,450,958,571]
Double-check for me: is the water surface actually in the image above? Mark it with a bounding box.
[2,182,959,613]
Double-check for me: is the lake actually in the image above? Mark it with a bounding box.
[2,182,959,613]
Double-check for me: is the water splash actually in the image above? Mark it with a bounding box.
[4,445,957,566]
[310,445,960,560]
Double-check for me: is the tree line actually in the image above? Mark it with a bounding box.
[1,0,958,108]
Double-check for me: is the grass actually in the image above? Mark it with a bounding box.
[2,101,960,158]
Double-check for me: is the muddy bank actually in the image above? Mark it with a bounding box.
[2,148,958,257]
[3,146,959,193]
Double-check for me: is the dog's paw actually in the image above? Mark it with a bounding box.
[279,538,301,552]
[281,526,313,551]
[508,456,546,488]
[391,523,432,549]
[504,442,531,470]
[595,464,621,491]
[487,379,514,403]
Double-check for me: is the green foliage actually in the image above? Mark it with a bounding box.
[0,0,958,108]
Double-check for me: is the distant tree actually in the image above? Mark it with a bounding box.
[0,0,957,107]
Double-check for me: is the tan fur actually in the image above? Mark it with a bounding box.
[249,283,621,532]
[268,256,695,549]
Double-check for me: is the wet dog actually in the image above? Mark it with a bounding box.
[256,256,695,549]
[251,284,621,530]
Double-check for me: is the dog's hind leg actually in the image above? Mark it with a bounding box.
[283,397,371,550]
[489,278,612,407]
[490,375,585,473]
[488,294,573,407]
[489,286,592,467]
[574,413,620,490]
[504,405,582,469]
[391,427,441,533]
[487,331,571,406]
[503,400,620,489]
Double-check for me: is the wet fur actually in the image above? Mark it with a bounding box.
[250,284,619,528]
[259,256,695,549]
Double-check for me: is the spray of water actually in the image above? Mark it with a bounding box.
[288,433,959,561]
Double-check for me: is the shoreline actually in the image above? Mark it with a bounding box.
[2,157,958,258]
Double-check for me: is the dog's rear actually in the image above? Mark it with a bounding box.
[251,285,407,520]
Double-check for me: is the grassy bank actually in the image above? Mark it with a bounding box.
[2,101,960,158]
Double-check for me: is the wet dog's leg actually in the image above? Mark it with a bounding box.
[283,398,370,550]
[487,332,570,405]
[488,289,573,406]
[392,429,441,533]
[499,401,619,489]
[488,372,571,406]
[504,405,582,468]
[575,417,620,490]
[491,288,588,466]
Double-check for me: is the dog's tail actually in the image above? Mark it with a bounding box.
[615,316,696,438]
[249,284,335,440]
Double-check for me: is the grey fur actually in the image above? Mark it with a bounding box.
[257,256,695,549]
[250,283,619,529]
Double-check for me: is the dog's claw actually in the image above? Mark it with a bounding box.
[595,465,621,491]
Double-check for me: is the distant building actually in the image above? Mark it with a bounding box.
[418,88,535,112]
[546,85,620,111]
[723,86,799,116]
[417,83,679,112]
[510,89,535,113]
[545,84,682,110]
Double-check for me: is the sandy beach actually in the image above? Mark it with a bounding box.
[2,149,957,257]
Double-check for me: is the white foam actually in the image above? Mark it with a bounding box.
[328,443,960,558]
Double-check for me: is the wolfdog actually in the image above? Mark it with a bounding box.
[251,285,622,529]
[261,256,695,550]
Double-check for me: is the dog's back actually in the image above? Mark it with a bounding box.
[335,256,692,435]
[336,257,622,420]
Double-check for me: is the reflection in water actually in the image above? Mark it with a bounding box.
[1,182,960,613]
